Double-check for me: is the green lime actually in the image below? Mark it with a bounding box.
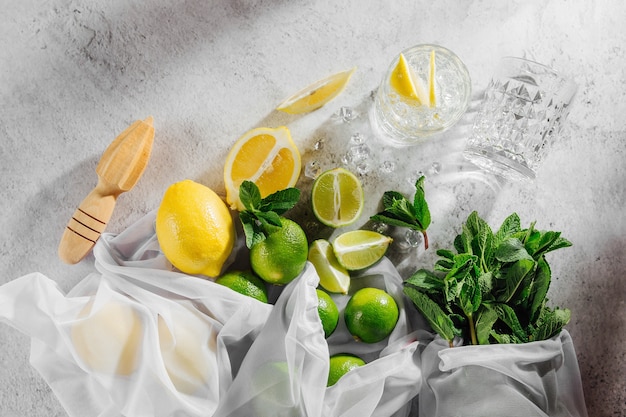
[332,230,392,271]
[344,287,399,343]
[250,218,308,285]
[316,289,339,338]
[215,270,268,303]
[308,239,350,294]
[311,167,364,228]
[327,354,366,386]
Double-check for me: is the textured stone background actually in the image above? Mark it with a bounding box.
[1,0,624,415]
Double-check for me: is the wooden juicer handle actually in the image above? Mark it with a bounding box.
[58,117,154,264]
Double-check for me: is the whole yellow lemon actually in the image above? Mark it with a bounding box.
[156,180,235,277]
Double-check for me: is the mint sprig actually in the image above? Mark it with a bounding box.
[404,211,572,346]
[370,175,431,250]
[238,180,300,248]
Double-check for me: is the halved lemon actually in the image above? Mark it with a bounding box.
[277,67,356,114]
[390,53,428,106]
[332,230,392,271]
[309,239,350,294]
[224,126,301,210]
[311,167,364,228]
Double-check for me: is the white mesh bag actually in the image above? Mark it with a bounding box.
[419,331,589,417]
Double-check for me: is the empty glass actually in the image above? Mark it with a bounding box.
[464,57,578,181]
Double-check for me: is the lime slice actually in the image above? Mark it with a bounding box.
[277,68,356,114]
[332,230,392,271]
[309,239,350,294]
[390,53,428,105]
[311,167,364,228]
[428,49,437,108]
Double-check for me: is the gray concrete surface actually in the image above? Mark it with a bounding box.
[1,0,624,416]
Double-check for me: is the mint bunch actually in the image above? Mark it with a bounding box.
[370,176,431,250]
[238,180,300,248]
[404,211,571,346]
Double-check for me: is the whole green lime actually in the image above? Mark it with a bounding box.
[215,270,268,303]
[316,289,339,338]
[250,218,308,285]
[344,287,399,343]
[327,354,366,386]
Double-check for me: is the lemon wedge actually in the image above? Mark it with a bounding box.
[277,67,356,114]
[390,53,429,105]
[428,49,437,108]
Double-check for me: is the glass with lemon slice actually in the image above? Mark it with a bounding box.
[371,44,471,146]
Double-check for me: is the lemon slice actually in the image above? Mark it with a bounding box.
[390,53,428,105]
[428,49,437,108]
[224,126,301,211]
[309,239,350,294]
[311,167,364,228]
[332,230,392,271]
[277,67,356,114]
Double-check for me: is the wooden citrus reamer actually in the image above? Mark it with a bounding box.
[58,117,155,264]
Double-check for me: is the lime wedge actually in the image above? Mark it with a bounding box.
[277,68,356,114]
[311,167,364,228]
[428,49,437,108]
[309,239,350,294]
[390,53,428,105]
[332,230,392,271]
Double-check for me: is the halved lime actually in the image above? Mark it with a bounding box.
[308,239,350,294]
[311,167,364,228]
[332,230,392,271]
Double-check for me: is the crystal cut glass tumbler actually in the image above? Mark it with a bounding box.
[464,57,578,181]
[371,44,472,146]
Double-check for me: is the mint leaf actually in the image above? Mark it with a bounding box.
[239,180,262,211]
[493,213,521,247]
[530,307,570,341]
[495,237,533,263]
[526,257,551,322]
[474,305,498,345]
[370,176,431,249]
[405,269,445,293]
[259,188,301,214]
[413,176,431,229]
[495,258,536,303]
[495,303,528,342]
[403,286,457,343]
[238,181,300,248]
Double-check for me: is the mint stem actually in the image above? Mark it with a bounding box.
[468,313,478,345]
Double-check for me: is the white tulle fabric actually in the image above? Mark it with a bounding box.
[0,210,588,417]
[0,210,424,417]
